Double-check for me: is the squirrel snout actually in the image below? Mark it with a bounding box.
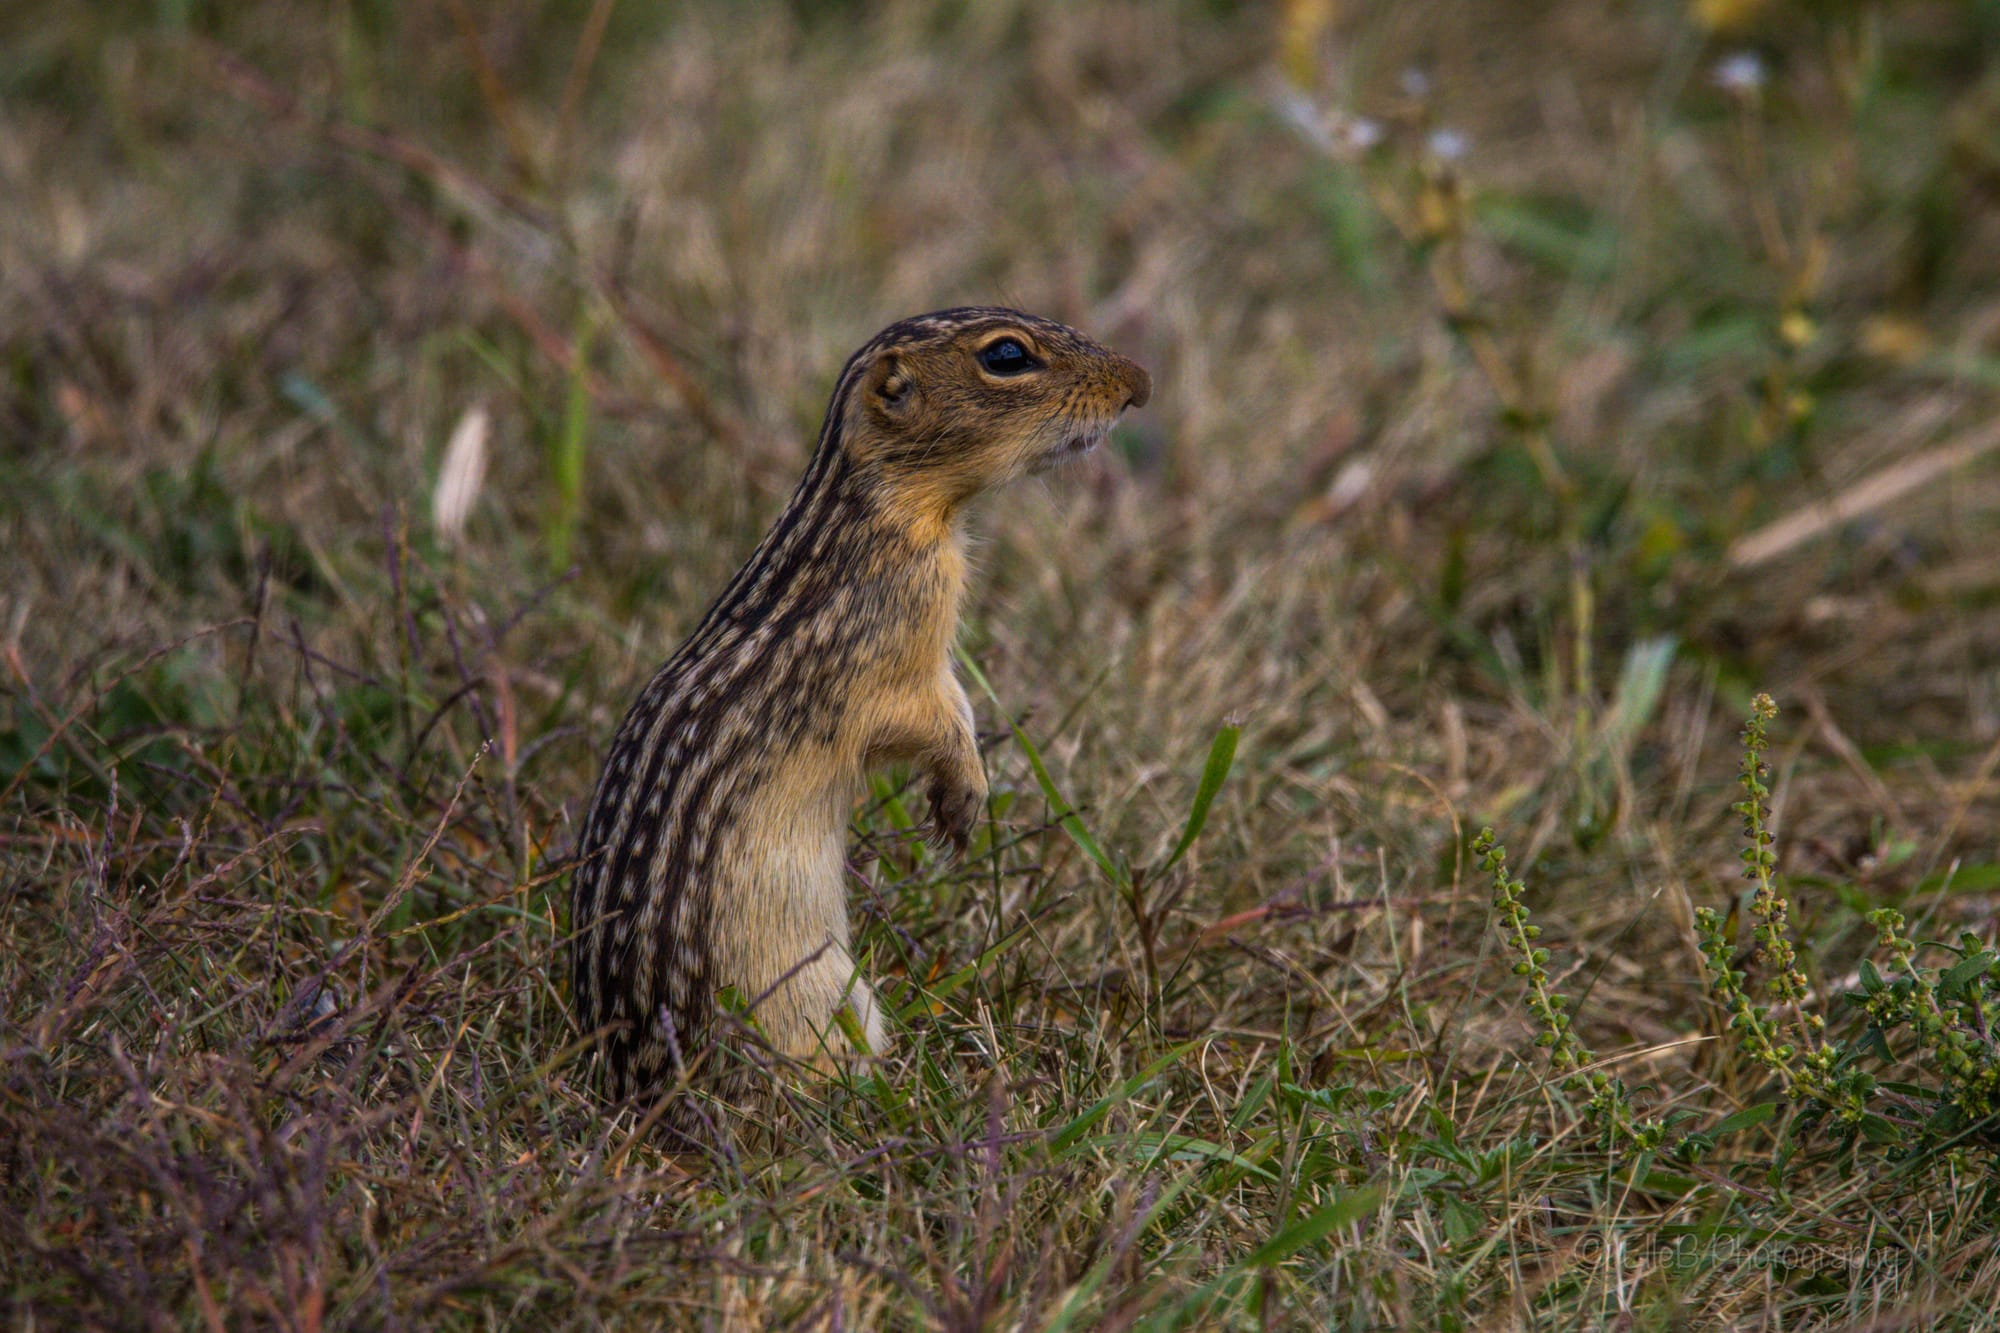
[1117,359,1152,411]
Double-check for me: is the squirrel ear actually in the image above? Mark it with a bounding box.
[865,353,913,416]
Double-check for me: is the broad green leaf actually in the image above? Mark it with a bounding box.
[1858,1113,1903,1145]
[1711,1101,1779,1138]
[1941,950,1995,999]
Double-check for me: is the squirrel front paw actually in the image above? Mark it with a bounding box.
[925,776,986,860]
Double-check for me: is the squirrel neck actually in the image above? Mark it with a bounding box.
[838,446,973,610]
[805,432,972,560]
[687,439,969,663]
[869,463,975,554]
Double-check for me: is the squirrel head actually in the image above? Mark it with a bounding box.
[829,307,1151,516]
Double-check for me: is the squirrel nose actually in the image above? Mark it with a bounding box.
[1118,359,1152,411]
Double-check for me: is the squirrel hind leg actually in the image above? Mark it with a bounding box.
[755,947,892,1069]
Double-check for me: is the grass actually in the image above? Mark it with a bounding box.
[4,0,2000,1326]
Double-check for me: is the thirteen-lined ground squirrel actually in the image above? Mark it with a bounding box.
[571,307,1151,1110]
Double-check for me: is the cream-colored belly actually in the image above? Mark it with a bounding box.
[703,755,887,1061]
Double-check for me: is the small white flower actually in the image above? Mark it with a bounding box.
[1325,459,1376,512]
[1271,86,1386,161]
[1273,87,1337,153]
[1339,115,1386,152]
[1426,127,1470,162]
[1712,50,1767,94]
[1399,66,1432,99]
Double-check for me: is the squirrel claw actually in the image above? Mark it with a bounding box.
[926,783,982,860]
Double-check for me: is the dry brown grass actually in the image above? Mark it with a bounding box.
[4,0,2000,1327]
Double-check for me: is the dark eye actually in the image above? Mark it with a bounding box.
[976,338,1038,376]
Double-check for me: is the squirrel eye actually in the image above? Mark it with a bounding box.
[976,338,1038,376]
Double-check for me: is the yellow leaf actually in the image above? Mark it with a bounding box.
[1692,0,1771,35]
[1280,0,1337,90]
[1860,315,1929,365]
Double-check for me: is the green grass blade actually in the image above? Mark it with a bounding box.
[1599,635,1676,754]
[1158,718,1240,875]
[1244,1183,1382,1267]
[958,648,1125,887]
[545,319,595,572]
[1050,1040,1200,1154]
